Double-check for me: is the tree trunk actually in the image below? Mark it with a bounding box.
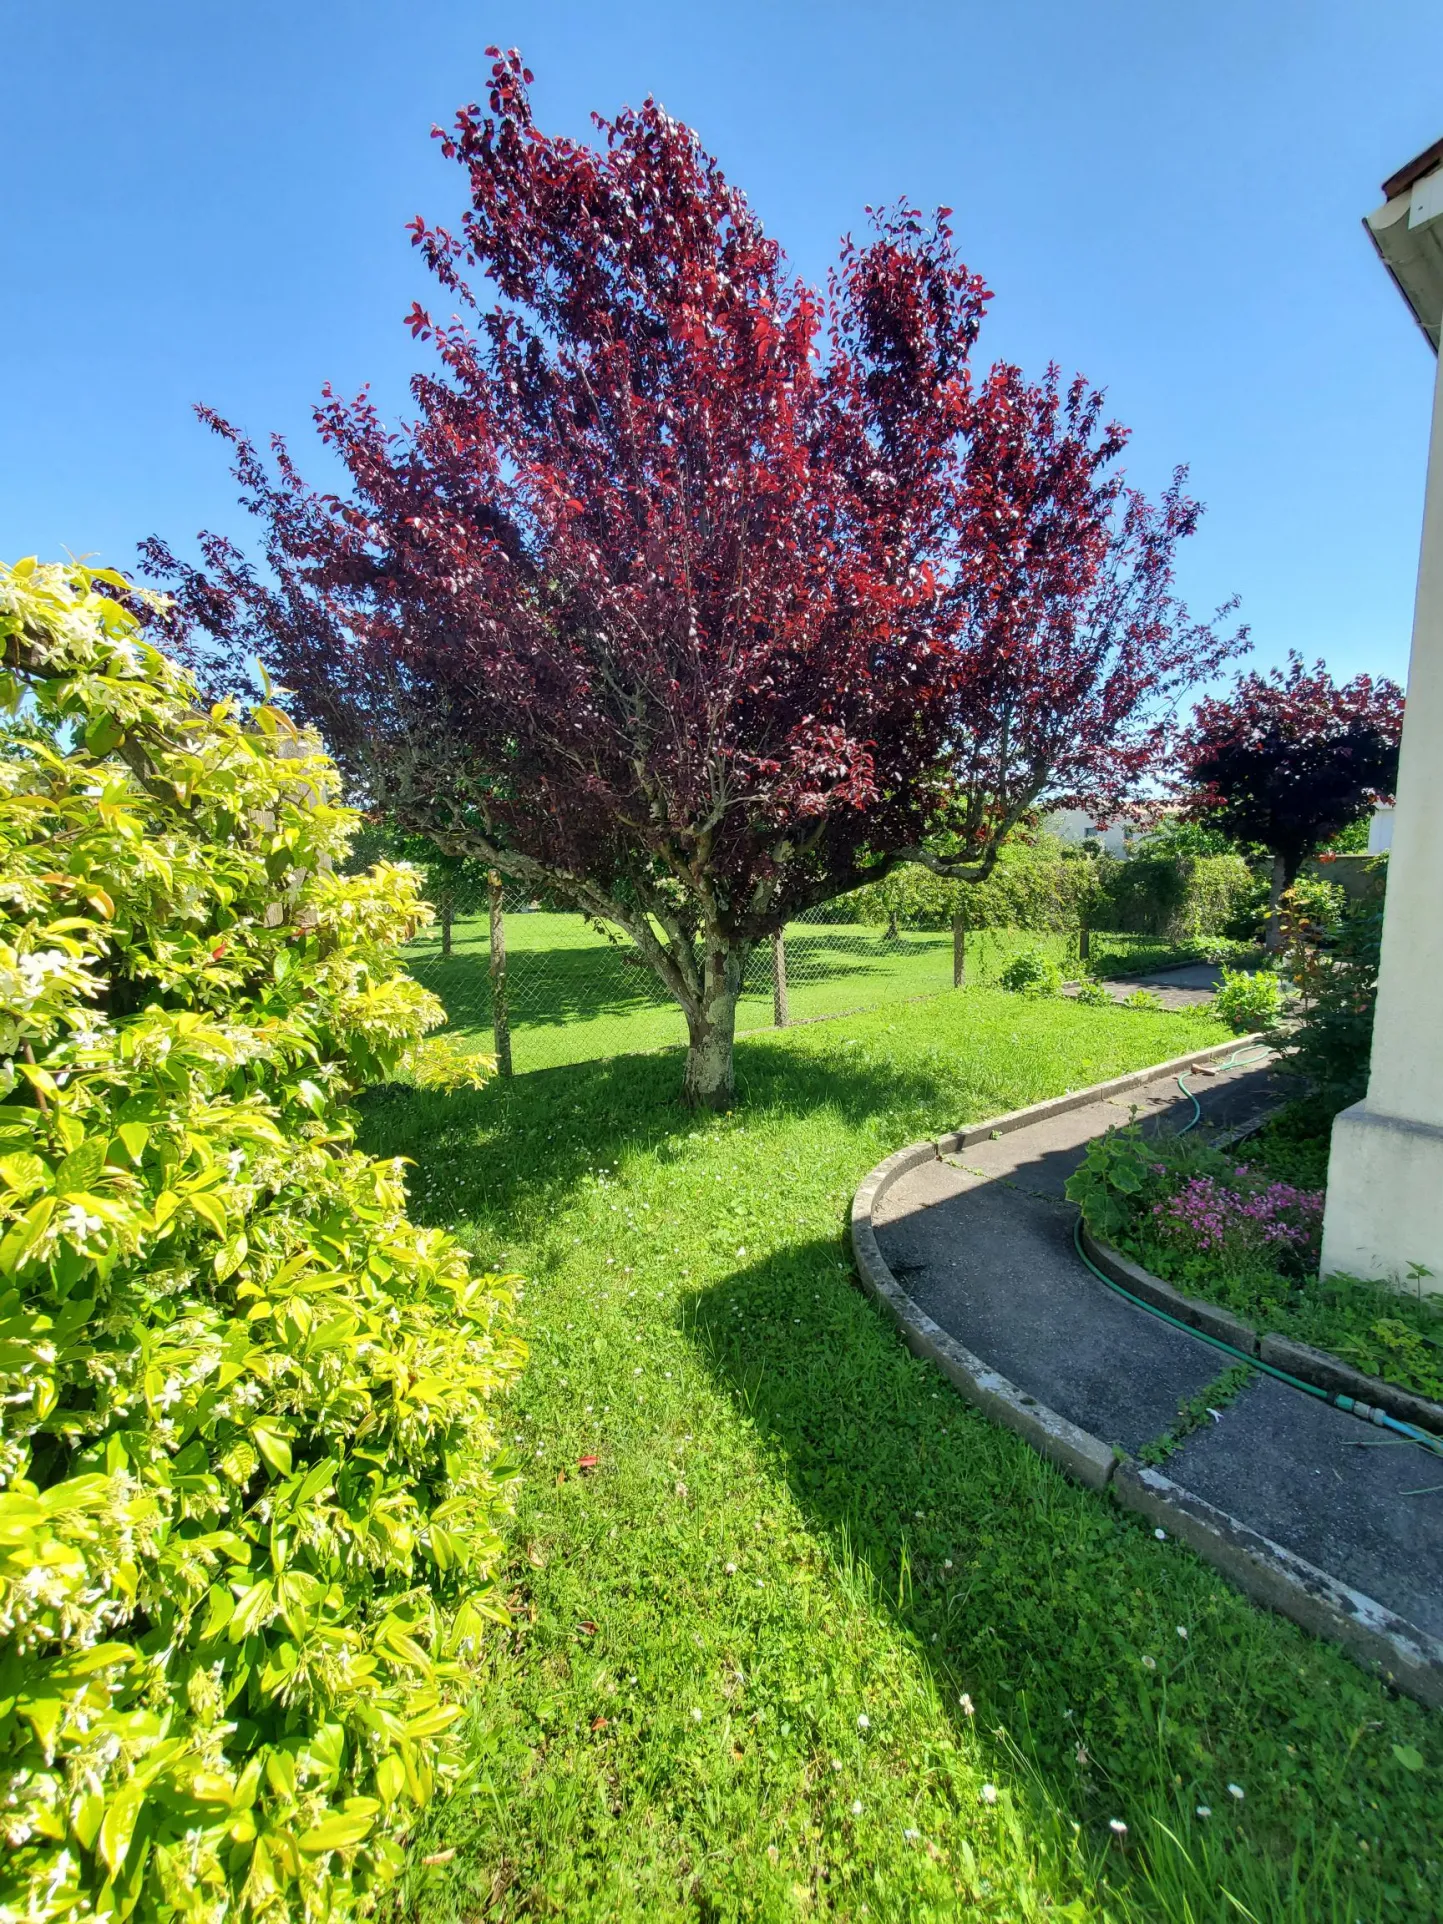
[488,873,513,1077]
[682,943,746,1109]
[772,929,789,1029]
[1264,851,1288,952]
[884,909,900,942]
[952,911,967,988]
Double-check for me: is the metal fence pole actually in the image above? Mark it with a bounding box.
[488,873,513,1077]
[772,929,790,1028]
[952,907,967,988]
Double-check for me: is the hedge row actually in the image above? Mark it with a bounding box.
[0,561,524,1921]
[832,839,1263,940]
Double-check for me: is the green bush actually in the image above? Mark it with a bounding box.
[1212,966,1282,1033]
[1072,976,1113,1007]
[832,835,1262,947]
[998,949,1063,996]
[1282,874,1346,943]
[0,562,525,1921]
[832,836,1103,933]
[1279,903,1383,1118]
[1098,847,1260,941]
[1120,987,1166,1013]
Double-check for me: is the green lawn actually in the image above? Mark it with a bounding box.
[361,989,1439,1922]
[403,912,1191,1075]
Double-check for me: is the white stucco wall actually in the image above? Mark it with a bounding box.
[1322,320,1443,1288]
[1043,808,1133,860]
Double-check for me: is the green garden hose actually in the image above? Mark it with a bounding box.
[1071,1221,1443,1459]
[1075,1049,1443,1461]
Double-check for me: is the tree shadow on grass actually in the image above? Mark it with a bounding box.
[681,1241,1426,1920]
[404,921,953,1040]
[356,1027,960,1234]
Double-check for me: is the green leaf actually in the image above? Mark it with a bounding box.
[374,1753,406,1807]
[188,1190,228,1238]
[0,1195,55,1274]
[296,1079,326,1115]
[228,1579,276,1641]
[0,1152,46,1196]
[97,1781,144,1876]
[251,1424,292,1477]
[1392,1743,1426,1773]
[298,1809,375,1854]
[115,1122,150,1165]
[55,1137,107,1196]
[214,1231,249,1281]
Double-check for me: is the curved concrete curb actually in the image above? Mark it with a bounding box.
[852,1142,1116,1490]
[930,1034,1266,1158]
[850,1048,1443,1709]
[1081,1227,1443,1439]
[1112,1465,1443,1710]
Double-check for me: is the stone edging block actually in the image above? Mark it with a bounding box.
[933,1034,1266,1157]
[849,1047,1443,1708]
[1080,1225,1262,1356]
[1112,1464,1443,1710]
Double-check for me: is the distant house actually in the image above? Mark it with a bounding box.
[1043,807,1151,860]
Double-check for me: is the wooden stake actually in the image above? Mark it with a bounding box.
[488,873,513,1077]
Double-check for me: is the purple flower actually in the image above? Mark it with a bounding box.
[1148,1170,1323,1270]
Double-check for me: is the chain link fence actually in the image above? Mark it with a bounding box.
[401,883,1182,1077]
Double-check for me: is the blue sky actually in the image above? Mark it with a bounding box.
[3,0,1441,687]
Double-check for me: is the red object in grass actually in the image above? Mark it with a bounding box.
[577,1620,597,1636]
[578,1455,600,1472]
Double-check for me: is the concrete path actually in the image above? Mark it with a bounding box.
[1066,961,1227,1009]
[871,1057,1443,1647]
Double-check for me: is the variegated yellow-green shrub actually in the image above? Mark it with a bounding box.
[0,560,524,1921]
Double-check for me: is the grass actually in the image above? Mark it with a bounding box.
[360,989,1441,1922]
[402,911,1226,1075]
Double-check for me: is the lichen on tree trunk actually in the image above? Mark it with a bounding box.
[681,942,747,1109]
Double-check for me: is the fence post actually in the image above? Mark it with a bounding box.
[440,892,454,959]
[952,906,967,988]
[488,872,513,1077]
[1078,918,1091,966]
[772,928,790,1028]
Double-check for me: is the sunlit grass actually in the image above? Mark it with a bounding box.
[403,910,1204,1075]
[361,989,1440,1922]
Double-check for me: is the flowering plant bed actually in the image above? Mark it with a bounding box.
[1066,1109,1443,1408]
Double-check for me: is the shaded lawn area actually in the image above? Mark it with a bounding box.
[402,912,1185,1074]
[360,990,1440,1923]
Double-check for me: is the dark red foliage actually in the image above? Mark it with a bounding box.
[143,51,1239,1101]
[1180,654,1404,881]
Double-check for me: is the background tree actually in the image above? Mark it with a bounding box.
[146,50,1239,1106]
[1179,654,1403,948]
[347,817,490,957]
